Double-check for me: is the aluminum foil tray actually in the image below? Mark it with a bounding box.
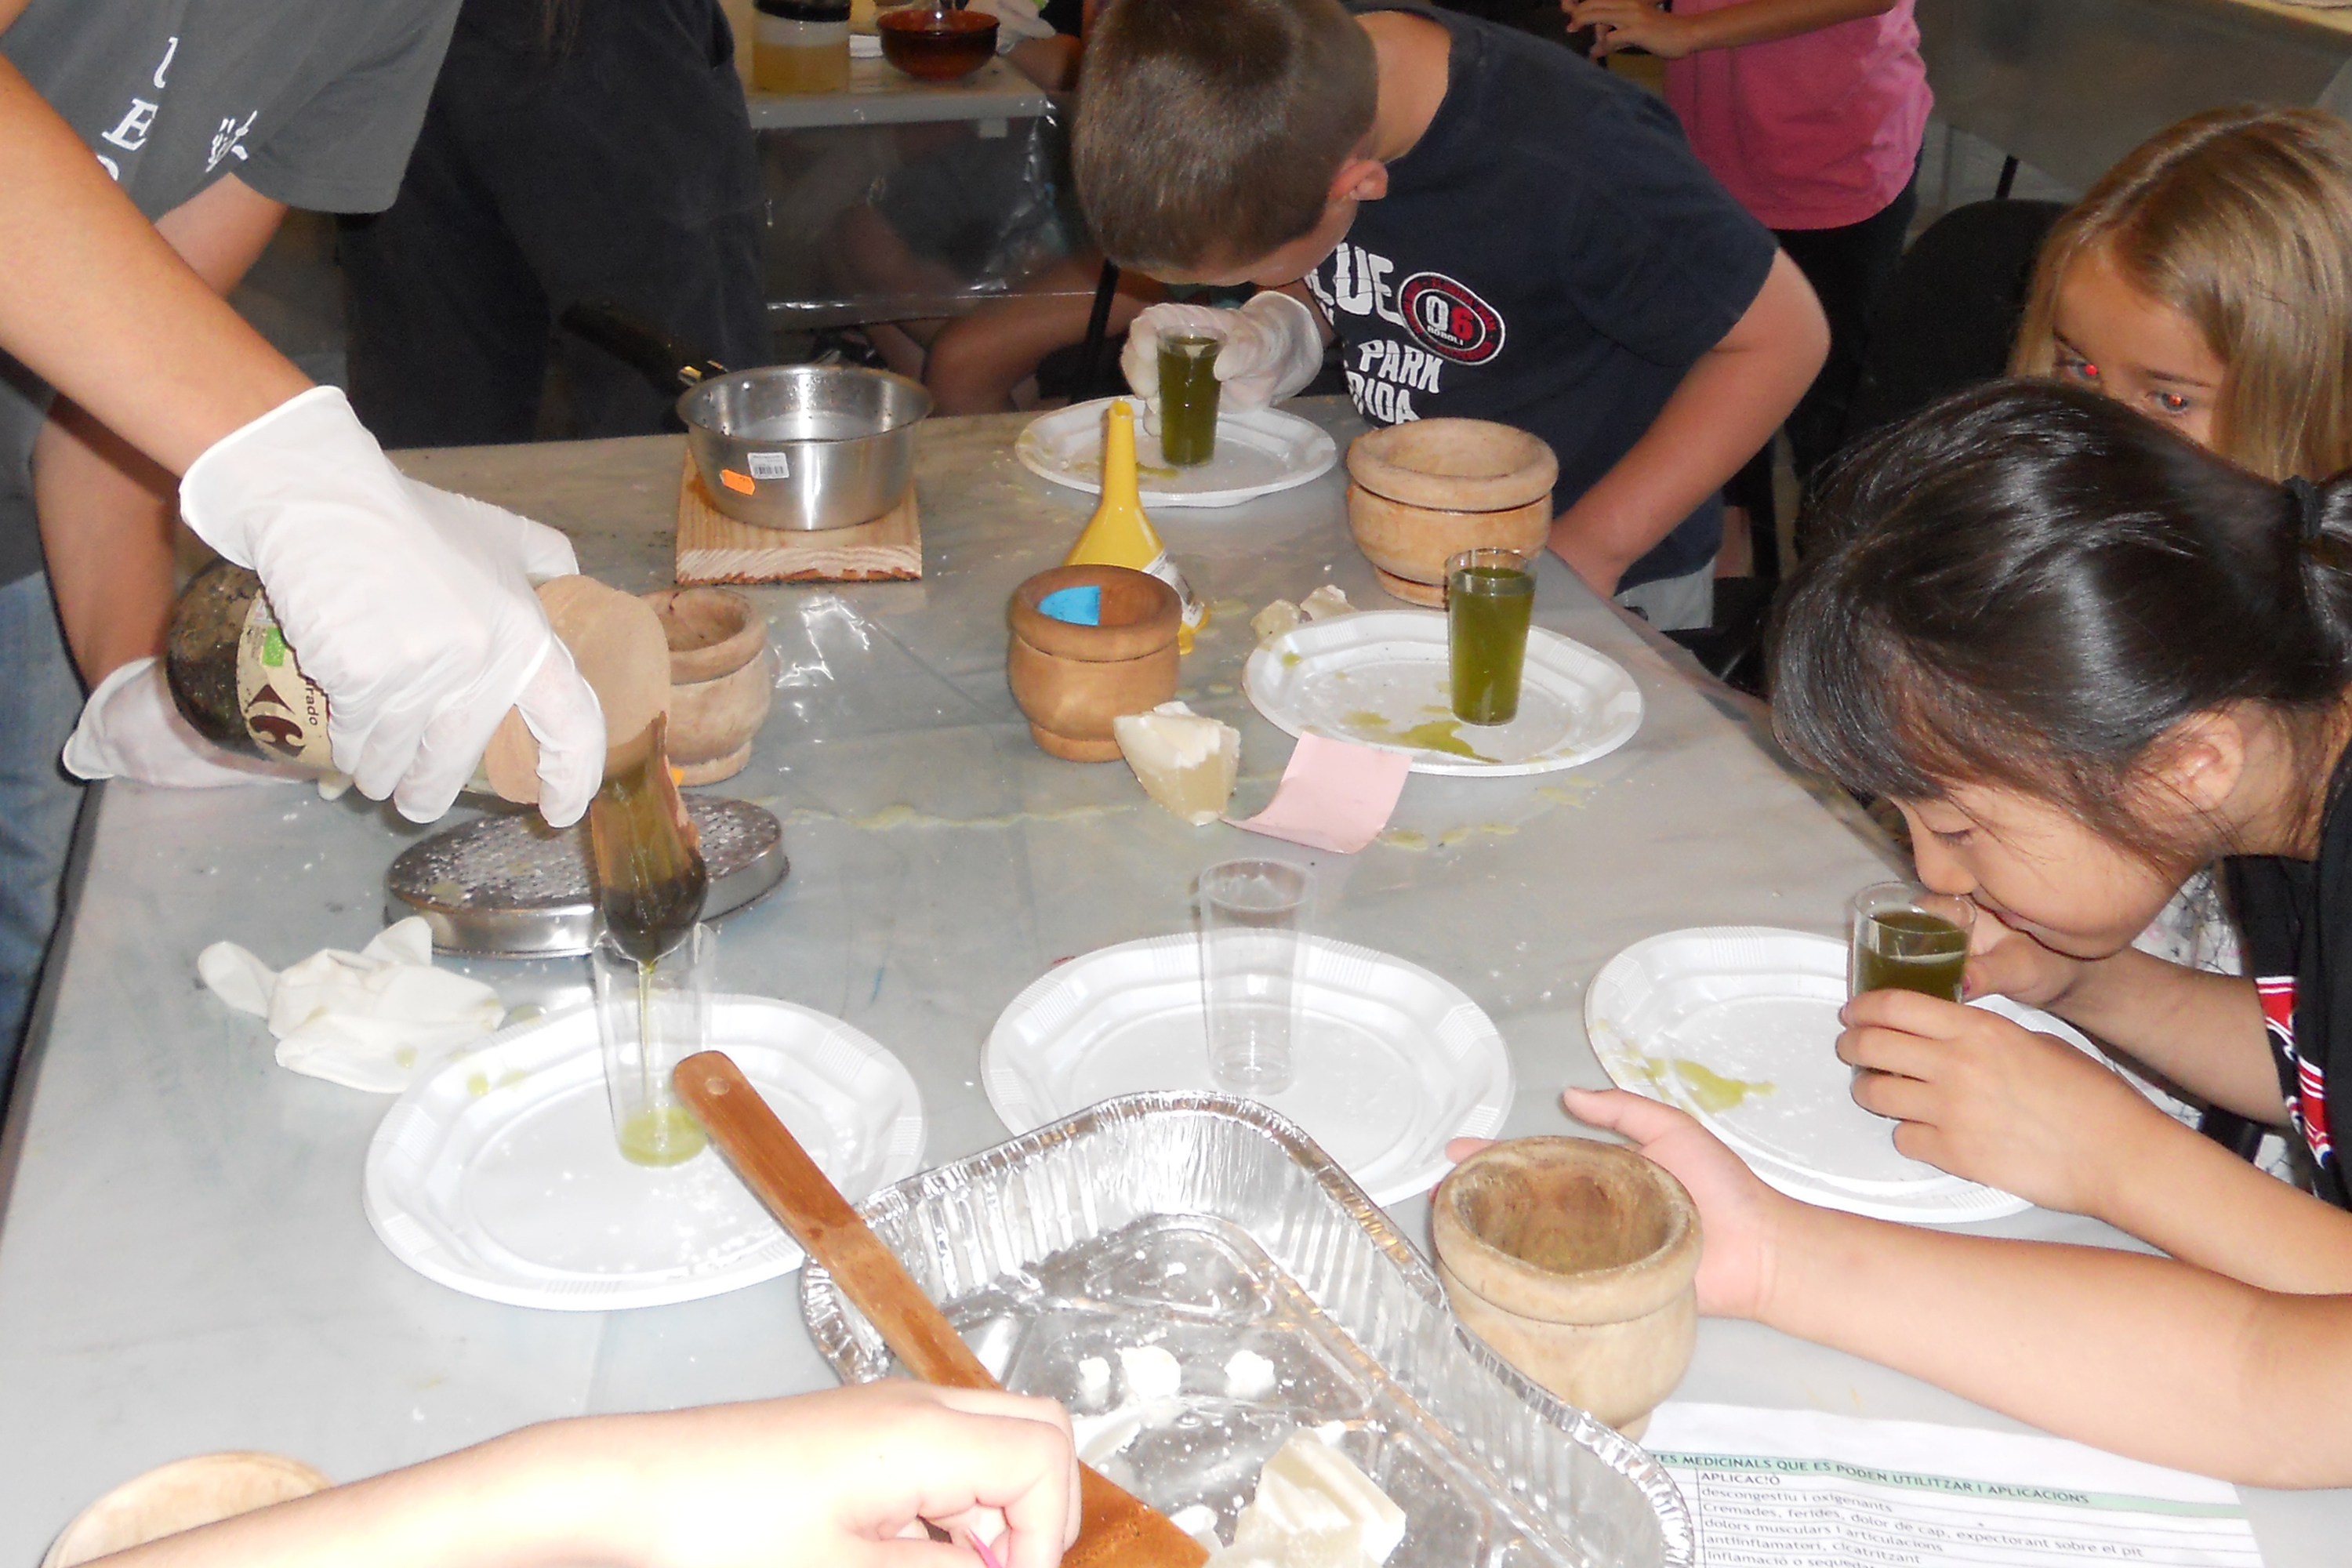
[802,1094,1693,1568]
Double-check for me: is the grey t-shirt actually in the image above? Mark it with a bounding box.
[0,0,464,588]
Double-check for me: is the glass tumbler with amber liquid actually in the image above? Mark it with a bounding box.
[1849,882,1975,1002]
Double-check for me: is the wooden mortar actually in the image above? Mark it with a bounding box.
[482,575,673,803]
[43,1453,332,1568]
[1430,1136,1700,1439]
[643,586,774,785]
[1346,419,1558,606]
[1006,564,1181,762]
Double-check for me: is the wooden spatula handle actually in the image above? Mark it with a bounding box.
[676,1050,1209,1568]
[675,1050,994,1389]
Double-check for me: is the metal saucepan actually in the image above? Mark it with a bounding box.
[561,302,932,532]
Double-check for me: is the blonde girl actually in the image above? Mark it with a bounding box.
[2011,106,2352,483]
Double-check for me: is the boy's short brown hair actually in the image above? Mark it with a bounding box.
[1073,0,1378,274]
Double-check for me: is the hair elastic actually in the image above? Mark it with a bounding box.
[2288,474,2329,542]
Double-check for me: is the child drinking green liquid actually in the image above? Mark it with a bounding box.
[1529,379,2352,1482]
[2010,107,2352,989]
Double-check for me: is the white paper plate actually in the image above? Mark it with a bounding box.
[1015,397,1339,508]
[1585,927,2111,1225]
[982,933,1512,1204]
[365,996,924,1309]
[1244,611,1643,776]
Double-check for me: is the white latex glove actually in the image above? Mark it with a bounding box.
[1120,292,1323,434]
[967,0,1056,47]
[62,657,307,789]
[178,387,604,826]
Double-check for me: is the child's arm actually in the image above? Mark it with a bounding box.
[1969,925,2284,1121]
[1838,988,2352,1293]
[34,175,289,687]
[1547,250,1825,598]
[94,1383,1081,1568]
[1566,1087,2352,1488]
[1565,0,1898,60]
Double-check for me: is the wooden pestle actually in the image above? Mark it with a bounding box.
[673,1051,1210,1568]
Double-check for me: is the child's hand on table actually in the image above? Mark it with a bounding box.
[1562,0,1701,59]
[586,1382,1081,1568]
[1450,1087,1792,1321]
[1836,989,2165,1218]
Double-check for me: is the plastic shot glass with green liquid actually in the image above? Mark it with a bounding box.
[1445,547,1536,725]
[1157,333,1221,467]
[1848,882,1976,1003]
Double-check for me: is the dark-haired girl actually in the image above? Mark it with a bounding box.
[1520,378,2352,1483]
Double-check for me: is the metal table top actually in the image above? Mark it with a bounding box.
[0,401,2342,1560]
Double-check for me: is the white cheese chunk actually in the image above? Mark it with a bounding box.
[1118,1343,1183,1403]
[1114,702,1240,826]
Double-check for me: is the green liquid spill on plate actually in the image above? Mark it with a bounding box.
[1670,1058,1775,1114]
[1340,709,1490,761]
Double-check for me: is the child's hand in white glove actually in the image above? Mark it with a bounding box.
[178,387,605,826]
[1120,293,1324,434]
[62,658,307,789]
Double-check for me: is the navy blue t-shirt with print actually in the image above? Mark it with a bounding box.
[2226,751,2352,1207]
[1305,2,1777,590]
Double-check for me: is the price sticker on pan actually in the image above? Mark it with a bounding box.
[747,452,791,481]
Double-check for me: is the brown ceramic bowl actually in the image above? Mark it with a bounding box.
[642,587,773,783]
[1345,419,1558,604]
[44,1453,332,1568]
[877,5,997,80]
[1347,484,1551,608]
[1431,1136,1700,1439]
[1006,564,1181,762]
[1347,418,1558,512]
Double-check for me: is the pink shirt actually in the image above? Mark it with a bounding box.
[1662,0,1933,232]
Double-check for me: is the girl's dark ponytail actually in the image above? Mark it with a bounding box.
[2296,474,2352,666]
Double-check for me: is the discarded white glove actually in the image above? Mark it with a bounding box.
[198,916,506,1092]
[178,387,604,826]
[1121,293,1324,434]
[62,657,307,789]
[966,0,1055,47]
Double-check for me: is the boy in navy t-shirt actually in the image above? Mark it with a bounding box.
[1071,0,1827,628]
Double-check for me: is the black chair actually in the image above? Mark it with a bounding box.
[1838,198,2067,451]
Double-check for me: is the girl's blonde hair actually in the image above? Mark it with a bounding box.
[2011,107,2352,481]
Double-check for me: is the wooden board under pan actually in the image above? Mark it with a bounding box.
[674,460,922,585]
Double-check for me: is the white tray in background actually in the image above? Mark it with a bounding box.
[1586,927,2111,1225]
[365,996,924,1309]
[982,933,1512,1204]
[1016,397,1339,507]
[1244,611,1643,776]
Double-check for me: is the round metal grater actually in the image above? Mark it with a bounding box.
[385,798,787,957]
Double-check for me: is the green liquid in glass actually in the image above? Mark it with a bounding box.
[1158,335,1221,467]
[1447,564,1535,724]
[1853,909,1969,1001]
[617,1103,709,1166]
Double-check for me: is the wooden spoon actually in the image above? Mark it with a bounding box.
[675,1051,1210,1568]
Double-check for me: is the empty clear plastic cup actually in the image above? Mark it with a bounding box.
[1198,858,1312,1096]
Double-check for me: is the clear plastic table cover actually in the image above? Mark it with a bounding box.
[804,1095,1693,1568]
[6,406,2342,1565]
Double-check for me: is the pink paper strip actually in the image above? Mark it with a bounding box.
[1228,732,1412,854]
